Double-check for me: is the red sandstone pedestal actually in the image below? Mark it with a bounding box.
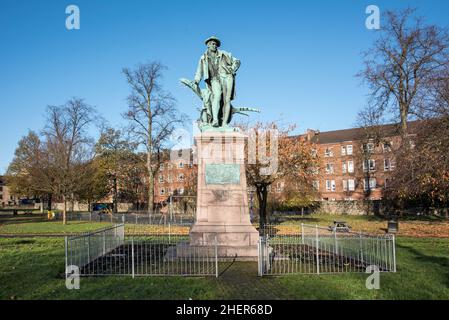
[187,131,259,260]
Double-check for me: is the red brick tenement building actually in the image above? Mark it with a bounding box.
[153,122,419,204]
[304,122,418,201]
[153,158,196,203]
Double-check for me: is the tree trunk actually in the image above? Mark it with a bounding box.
[256,185,268,232]
[113,176,118,213]
[63,195,67,225]
[147,152,154,215]
[400,105,408,137]
[47,194,52,212]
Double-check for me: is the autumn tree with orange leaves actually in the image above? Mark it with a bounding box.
[238,122,320,229]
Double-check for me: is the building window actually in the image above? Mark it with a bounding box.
[160,188,165,195]
[160,163,164,170]
[326,180,336,192]
[382,142,392,152]
[179,162,184,169]
[346,145,353,155]
[384,158,390,171]
[385,178,390,188]
[312,181,319,190]
[343,180,355,192]
[179,188,184,195]
[325,163,334,174]
[311,149,317,157]
[363,143,375,153]
[342,163,347,174]
[324,147,334,157]
[167,163,173,170]
[341,146,346,156]
[178,173,185,181]
[364,178,377,190]
[347,160,354,173]
[363,159,375,172]
[348,179,355,191]
[158,175,164,183]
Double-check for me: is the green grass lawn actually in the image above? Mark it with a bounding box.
[270,213,449,238]
[0,221,114,235]
[0,236,448,300]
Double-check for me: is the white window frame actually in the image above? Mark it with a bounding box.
[370,178,377,189]
[364,177,377,190]
[346,145,353,155]
[313,181,319,190]
[363,143,374,153]
[324,147,334,157]
[363,178,369,191]
[363,159,375,172]
[348,179,355,191]
[179,162,184,169]
[342,163,347,174]
[342,180,348,191]
[325,163,334,174]
[347,160,354,173]
[158,175,164,183]
[326,180,336,191]
[384,158,390,171]
[341,146,346,156]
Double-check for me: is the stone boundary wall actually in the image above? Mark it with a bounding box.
[51,202,133,213]
[313,200,379,216]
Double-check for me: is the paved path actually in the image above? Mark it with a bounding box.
[209,261,293,299]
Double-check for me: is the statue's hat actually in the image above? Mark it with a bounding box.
[204,36,221,47]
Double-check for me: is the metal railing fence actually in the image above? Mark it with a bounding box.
[65,224,125,276]
[65,223,218,277]
[259,223,396,276]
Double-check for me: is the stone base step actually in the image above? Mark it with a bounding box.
[165,242,258,261]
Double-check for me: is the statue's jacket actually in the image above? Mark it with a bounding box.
[194,50,240,101]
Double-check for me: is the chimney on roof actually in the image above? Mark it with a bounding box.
[306,129,317,141]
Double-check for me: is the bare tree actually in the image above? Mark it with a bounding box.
[7,99,96,223]
[122,61,187,214]
[43,98,96,224]
[358,8,449,136]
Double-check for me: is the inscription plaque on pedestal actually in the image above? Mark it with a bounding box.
[205,164,240,185]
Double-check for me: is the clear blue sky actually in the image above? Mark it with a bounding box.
[1,0,448,174]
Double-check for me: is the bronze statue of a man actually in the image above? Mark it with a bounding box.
[194,36,241,127]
